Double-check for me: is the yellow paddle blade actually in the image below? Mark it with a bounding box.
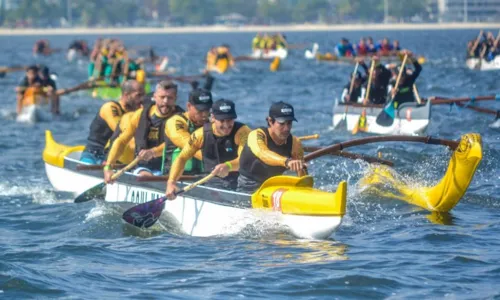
[270,57,280,72]
[352,113,367,134]
[359,133,482,212]
[251,175,346,216]
[417,56,426,65]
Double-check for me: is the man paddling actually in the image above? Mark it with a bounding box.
[367,58,392,105]
[15,66,42,114]
[166,99,251,198]
[80,80,144,165]
[237,102,305,192]
[389,50,422,107]
[104,81,182,180]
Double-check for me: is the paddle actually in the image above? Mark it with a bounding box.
[298,134,319,141]
[74,157,141,203]
[122,173,216,228]
[375,53,408,127]
[352,58,376,134]
[0,65,28,78]
[413,84,422,105]
[302,146,394,166]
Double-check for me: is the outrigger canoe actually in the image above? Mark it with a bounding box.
[251,48,288,59]
[359,133,482,212]
[305,43,426,64]
[43,130,347,239]
[333,98,431,135]
[465,56,500,71]
[91,81,152,100]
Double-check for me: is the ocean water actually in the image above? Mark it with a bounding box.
[0,30,499,299]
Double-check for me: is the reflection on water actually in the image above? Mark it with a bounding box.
[427,211,455,226]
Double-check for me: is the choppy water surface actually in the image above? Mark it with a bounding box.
[1,30,499,299]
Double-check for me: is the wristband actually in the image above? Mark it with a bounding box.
[284,157,291,168]
[224,161,232,171]
[103,165,111,171]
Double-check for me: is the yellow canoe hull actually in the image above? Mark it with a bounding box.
[252,175,347,217]
[359,133,482,212]
[316,52,426,65]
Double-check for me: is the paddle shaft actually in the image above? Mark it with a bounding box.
[391,54,408,98]
[413,84,422,104]
[348,63,360,96]
[302,146,394,166]
[298,134,319,141]
[111,157,141,180]
[173,173,216,196]
[304,135,459,162]
[136,175,202,182]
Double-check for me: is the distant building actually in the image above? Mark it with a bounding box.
[435,0,500,22]
[215,13,248,26]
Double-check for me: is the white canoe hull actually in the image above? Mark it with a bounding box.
[16,105,52,123]
[466,56,500,71]
[251,48,288,59]
[332,99,431,135]
[45,152,342,240]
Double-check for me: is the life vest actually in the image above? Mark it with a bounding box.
[134,102,184,171]
[239,127,293,184]
[170,112,204,174]
[201,122,243,182]
[21,86,46,107]
[87,101,125,151]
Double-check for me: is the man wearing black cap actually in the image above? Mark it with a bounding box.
[164,88,213,174]
[166,99,251,198]
[237,101,305,192]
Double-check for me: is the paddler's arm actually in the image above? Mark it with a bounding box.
[291,137,306,177]
[105,110,140,167]
[165,114,202,160]
[410,56,422,81]
[247,129,288,166]
[166,128,203,200]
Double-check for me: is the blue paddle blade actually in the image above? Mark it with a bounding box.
[74,182,106,203]
[122,197,167,228]
[376,101,396,127]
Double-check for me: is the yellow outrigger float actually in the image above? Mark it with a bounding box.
[359,133,482,212]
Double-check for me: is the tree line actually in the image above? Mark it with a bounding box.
[0,0,432,27]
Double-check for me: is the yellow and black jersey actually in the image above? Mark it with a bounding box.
[239,127,303,183]
[168,122,251,181]
[85,101,126,150]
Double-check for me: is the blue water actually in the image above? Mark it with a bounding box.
[1,30,499,299]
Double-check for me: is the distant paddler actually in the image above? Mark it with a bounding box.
[342,58,369,103]
[80,80,144,165]
[67,40,90,61]
[252,33,262,51]
[214,44,235,67]
[38,65,60,115]
[366,57,392,105]
[166,99,252,198]
[33,39,59,56]
[388,50,422,107]
[237,102,305,192]
[335,38,356,57]
[15,65,43,115]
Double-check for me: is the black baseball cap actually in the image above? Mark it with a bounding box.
[269,101,297,122]
[189,88,213,111]
[212,99,237,120]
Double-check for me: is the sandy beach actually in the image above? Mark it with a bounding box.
[0,22,499,36]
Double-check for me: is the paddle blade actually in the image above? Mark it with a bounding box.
[74,182,105,203]
[376,101,396,127]
[122,197,167,228]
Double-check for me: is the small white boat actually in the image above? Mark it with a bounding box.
[16,104,52,123]
[43,131,346,239]
[332,98,431,135]
[466,56,500,71]
[251,48,288,59]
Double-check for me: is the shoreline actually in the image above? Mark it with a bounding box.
[0,22,499,36]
